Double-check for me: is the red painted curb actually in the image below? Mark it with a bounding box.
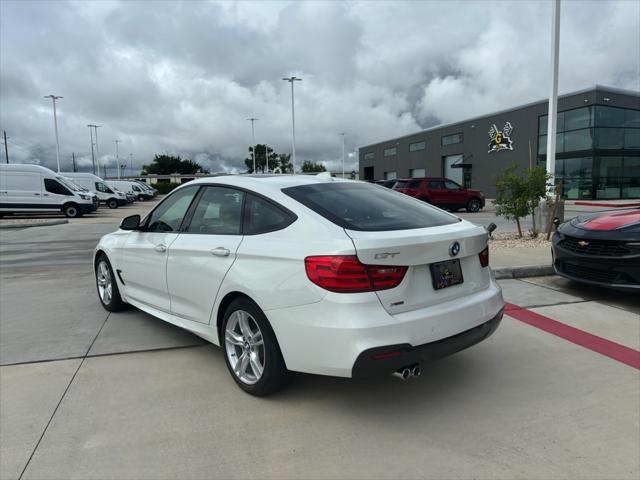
[573,201,640,208]
[505,302,640,370]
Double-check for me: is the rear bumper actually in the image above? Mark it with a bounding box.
[266,279,504,378]
[352,308,503,378]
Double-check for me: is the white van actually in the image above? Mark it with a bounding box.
[106,180,153,201]
[62,172,127,209]
[0,164,97,217]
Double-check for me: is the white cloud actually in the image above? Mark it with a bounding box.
[0,0,637,175]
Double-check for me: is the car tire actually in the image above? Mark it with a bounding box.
[107,199,119,209]
[63,203,81,218]
[466,198,481,213]
[137,195,145,202]
[221,297,290,396]
[95,254,127,312]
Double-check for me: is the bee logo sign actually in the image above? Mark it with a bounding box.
[488,122,514,153]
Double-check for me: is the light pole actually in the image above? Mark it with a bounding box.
[114,140,120,179]
[44,95,63,172]
[246,117,258,173]
[546,0,561,192]
[340,132,345,179]
[129,153,133,177]
[87,125,96,175]
[92,125,103,177]
[282,76,302,173]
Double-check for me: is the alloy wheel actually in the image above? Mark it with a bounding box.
[225,309,265,385]
[96,260,113,305]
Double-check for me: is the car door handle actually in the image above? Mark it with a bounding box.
[154,244,167,253]
[210,247,230,257]
[33,193,41,196]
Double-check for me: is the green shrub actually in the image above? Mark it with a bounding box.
[150,182,180,195]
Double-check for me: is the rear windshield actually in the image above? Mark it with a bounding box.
[282,182,458,231]
[394,180,407,188]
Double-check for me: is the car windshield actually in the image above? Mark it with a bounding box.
[282,182,458,231]
[57,177,82,192]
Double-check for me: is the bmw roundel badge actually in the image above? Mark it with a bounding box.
[449,241,460,257]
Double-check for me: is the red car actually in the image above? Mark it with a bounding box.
[393,177,485,212]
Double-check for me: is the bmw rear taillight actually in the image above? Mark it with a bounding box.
[304,256,407,293]
[478,246,489,267]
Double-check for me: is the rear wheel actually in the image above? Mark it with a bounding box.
[95,255,127,311]
[466,198,481,212]
[107,198,118,209]
[222,297,289,396]
[63,203,81,218]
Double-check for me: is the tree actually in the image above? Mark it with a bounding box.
[301,161,326,173]
[494,164,551,238]
[244,144,277,173]
[142,154,208,175]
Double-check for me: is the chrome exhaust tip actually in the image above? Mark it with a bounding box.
[392,368,411,380]
[411,365,421,378]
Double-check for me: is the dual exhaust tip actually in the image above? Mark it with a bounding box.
[392,364,421,380]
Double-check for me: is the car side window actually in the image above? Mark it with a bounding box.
[184,186,244,235]
[146,186,198,232]
[132,185,141,192]
[428,181,443,189]
[44,178,71,195]
[444,180,461,190]
[95,182,112,193]
[244,194,294,235]
[407,180,421,189]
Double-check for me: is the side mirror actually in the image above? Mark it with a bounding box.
[120,214,141,231]
[486,222,497,238]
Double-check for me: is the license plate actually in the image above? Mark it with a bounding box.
[430,259,464,290]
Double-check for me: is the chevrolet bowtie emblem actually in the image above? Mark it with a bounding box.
[577,240,589,247]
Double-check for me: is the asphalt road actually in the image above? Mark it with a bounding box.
[1,200,638,479]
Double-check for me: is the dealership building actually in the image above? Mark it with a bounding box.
[359,86,640,199]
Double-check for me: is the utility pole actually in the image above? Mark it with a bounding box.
[282,76,302,173]
[546,0,561,192]
[3,130,8,163]
[72,152,77,172]
[265,144,269,173]
[87,125,96,175]
[246,118,258,173]
[44,95,63,172]
[129,153,133,177]
[340,132,345,179]
[114,140,120,179]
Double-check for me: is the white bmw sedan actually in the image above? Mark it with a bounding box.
[94,175,504,396]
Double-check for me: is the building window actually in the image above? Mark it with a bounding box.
[383,147,397,157]
[363,152,374,160]
[563,128,593,151]
[409,141,425,152]
[409,168,425,177]
[563,106,593,130]
[622,157,640,198]
[441,133,463,146]
[384,171,397,180]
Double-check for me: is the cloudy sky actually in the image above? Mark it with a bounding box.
[1,0,638,175]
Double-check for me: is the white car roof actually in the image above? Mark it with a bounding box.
[180,174,353,196]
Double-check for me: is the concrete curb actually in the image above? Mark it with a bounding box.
[494,264,555,280]
[0,219,69,229]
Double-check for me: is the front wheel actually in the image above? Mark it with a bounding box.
[137,195,145,202]
[63,203,81,218]
[95,255,127,312]
[466,198,481,213]
[107,199,119,209]
[222,297,289,396]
